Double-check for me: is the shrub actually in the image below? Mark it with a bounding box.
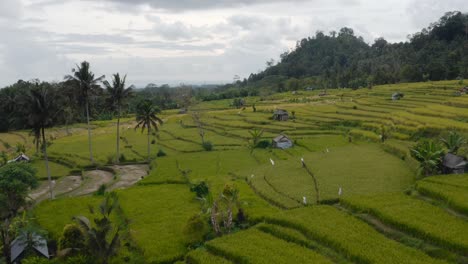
[95,184,107,196]
[119,153,126,162]
[255,140,270,149]
[202,141,213,151]
[157,149,166,157]
[59,223,85,250]
[190,181,209,198]
[151,139,156,144]
[183,214,209,246]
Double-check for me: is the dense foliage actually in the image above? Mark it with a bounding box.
[201,11,468,100]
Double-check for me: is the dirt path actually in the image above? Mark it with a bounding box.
[29,176,83,202]
[108,164,149,191]
[30,164,149,202]
[68,170,114,196]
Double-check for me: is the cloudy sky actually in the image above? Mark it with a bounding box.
[0,0,466,87]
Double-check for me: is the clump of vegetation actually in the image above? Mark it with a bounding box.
[58,223,86,252]
[255,140,271,149]
[95,184,107,196]
[183,214,209,247]
[72,192,124,264]
[410,140,444,177]
[202,141,213,151]
[210,184,243,235]
[190,181,210,198]
[440,131,466,154]
[156,149,167,157]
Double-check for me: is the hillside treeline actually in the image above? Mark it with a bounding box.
[201,11,468,101]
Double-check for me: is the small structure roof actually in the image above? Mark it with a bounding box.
[273,109,288,115]
[273,134,291,143]
[7,153,30,163]
[11,232,49,262]
[443,153,467,169]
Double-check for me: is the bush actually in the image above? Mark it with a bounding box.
[183,214,209,246]
[157,149,167,157]
[95,184,107,196]
[202,141,213,151]
[59,224,85,250]
[190,181,209,198]
[151,139,156,144]
[255,140,270,149]
[119,154,126,162]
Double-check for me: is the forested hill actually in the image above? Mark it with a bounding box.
[243,11,468,91]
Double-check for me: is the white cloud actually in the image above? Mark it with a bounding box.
[0,0,466,87]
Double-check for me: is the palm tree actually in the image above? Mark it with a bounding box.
[135,100,163,162]
[248,128,264,154]
[73,193,122,264]
[24,83,57,199]
[103,74,132,164]
[411,140,444,177]
[65,61,105,163]
[441,131,466,154]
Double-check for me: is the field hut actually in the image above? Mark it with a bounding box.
[392,92,404,100]
[11,233,49,264]
[7,153,30,163]
[442,153,468,174]
[272,109,289,121]
[272,134,293,149]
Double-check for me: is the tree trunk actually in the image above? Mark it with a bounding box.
[115,106,121,164]
[85,99,94,164]
[147,126,151,162]
[42,127,54,199]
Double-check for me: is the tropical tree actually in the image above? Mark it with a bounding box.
[441,131,466,154]
[24,84,57,199]
[103,73,133,163]
[65,61,105,163]
[0,163,38,262]
[73,192,122,264]
[411,140,444,176]
[135,100,163,162]
[248,128,264,154]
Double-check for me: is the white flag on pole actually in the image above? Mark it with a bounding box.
[303,196,307,205]
[338,187,342,196]
[270,158,275,166]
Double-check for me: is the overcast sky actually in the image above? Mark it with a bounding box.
[0,0,466,87]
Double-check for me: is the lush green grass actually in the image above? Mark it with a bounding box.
[248,144,415,206]
[205,228,333,264]
[417,174,468,214]
[263,206,447,264]
[342,194,468,254]
[30,159,72,179]
[185,248,233,264]
[118,185,201,263]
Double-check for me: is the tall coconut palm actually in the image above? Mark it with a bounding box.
[103,73,132,164]
[135,100,163,162]
[24,83,57,199]
[65,61,105,163]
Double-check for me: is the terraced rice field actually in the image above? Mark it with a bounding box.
[1,80,467,263]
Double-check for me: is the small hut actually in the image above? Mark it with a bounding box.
[11,233,49,264]
[272,134,293,149]
[7,153,30,163]
[272,109,289,121]
[392,92,404,100]
[442,153,468,174]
